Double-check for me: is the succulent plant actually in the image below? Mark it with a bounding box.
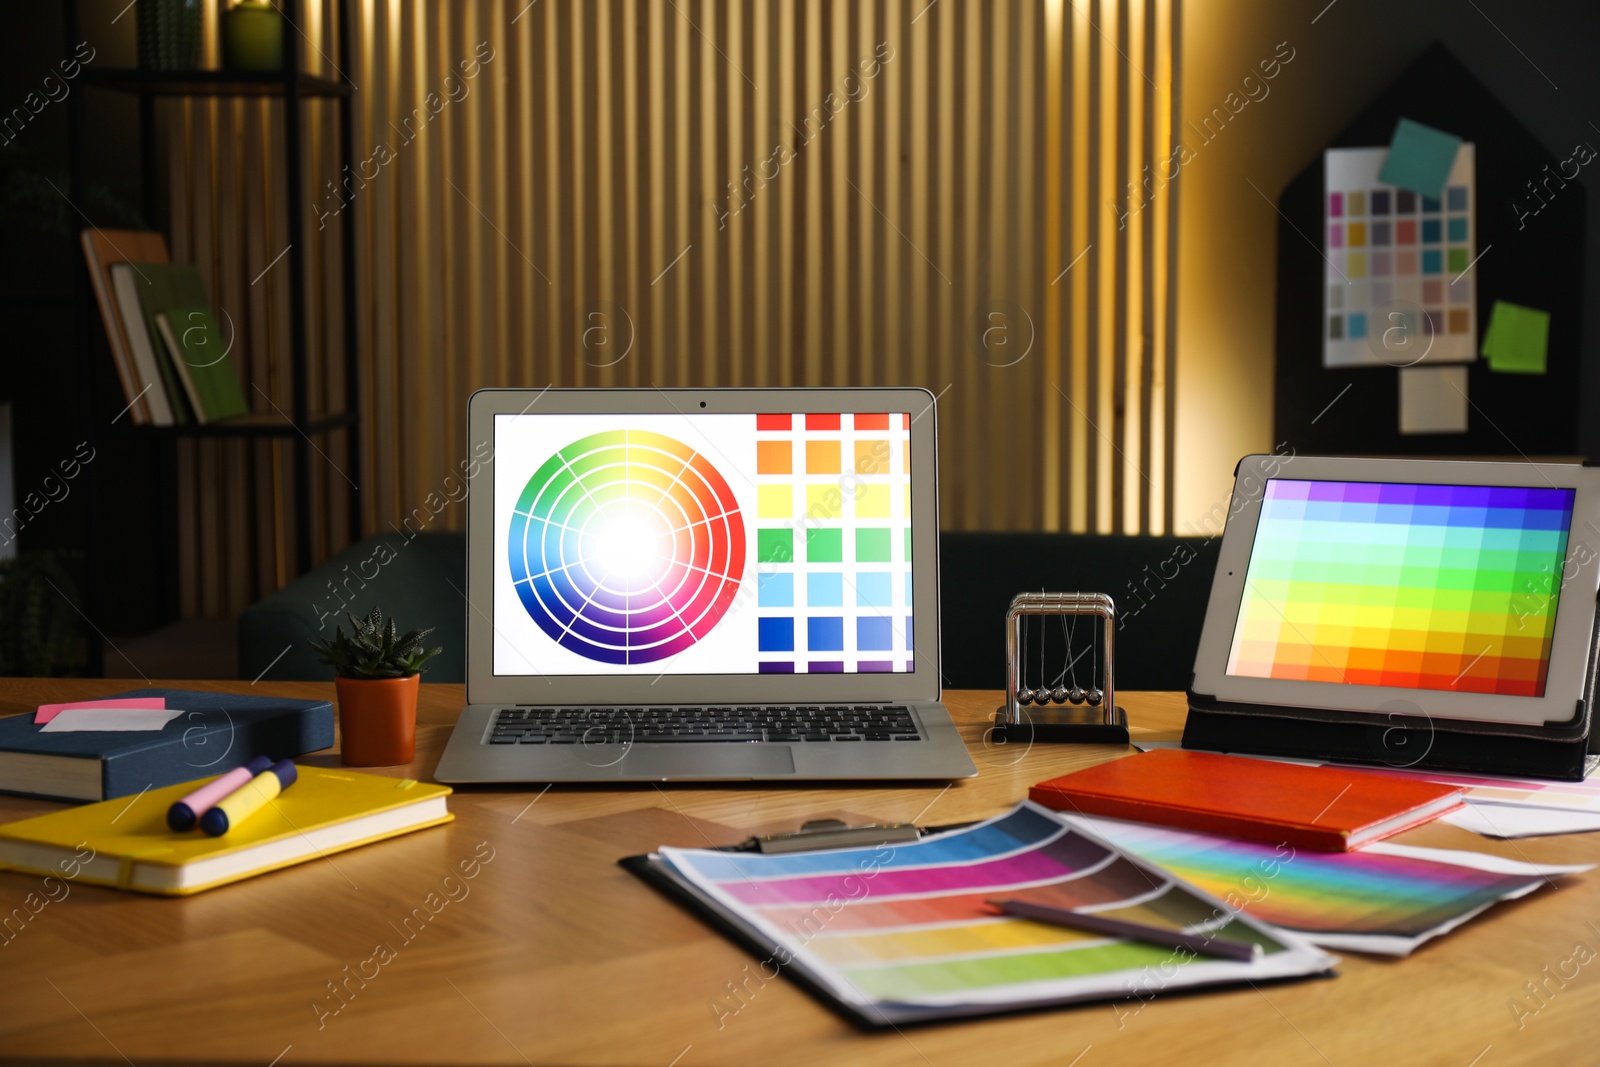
[308,606,442,680]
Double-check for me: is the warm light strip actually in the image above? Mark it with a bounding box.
[158,0,1178,614]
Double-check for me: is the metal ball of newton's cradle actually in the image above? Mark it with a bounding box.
[1051,685,1070,704]
[1085,687,1104,707]
[1017,687,1035,705]
[1068,686,1087,705]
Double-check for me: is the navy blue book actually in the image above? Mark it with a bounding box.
[0,688,334,802]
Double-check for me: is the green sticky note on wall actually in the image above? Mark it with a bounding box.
[1481,301,1550,374]
[1378,119,1463,199]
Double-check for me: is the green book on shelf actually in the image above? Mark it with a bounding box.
[123,262,206,424]
[155,307,250,423]
[126,263,248,424]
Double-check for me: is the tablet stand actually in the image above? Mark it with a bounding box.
[1184,610,1600,781]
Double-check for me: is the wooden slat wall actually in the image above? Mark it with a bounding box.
[163,0,1179,617]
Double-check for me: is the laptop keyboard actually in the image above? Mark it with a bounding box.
[486,706,921,745]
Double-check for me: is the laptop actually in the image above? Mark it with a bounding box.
[434,387,978,783]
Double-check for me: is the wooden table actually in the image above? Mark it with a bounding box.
[1,679,1596,1066]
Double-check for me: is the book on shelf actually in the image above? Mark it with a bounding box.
[154,306,250,423]
[79,229,171,425]
[80,232,252,428]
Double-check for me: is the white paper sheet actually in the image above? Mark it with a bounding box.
[39,708,185,733]
[1398,364,1468,434]
[1442,801,1600,839]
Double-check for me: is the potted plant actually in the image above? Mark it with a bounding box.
[308,607,441,767]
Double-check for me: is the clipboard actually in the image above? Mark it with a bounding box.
[620,807,1342,1029]
[619,818,972,1030]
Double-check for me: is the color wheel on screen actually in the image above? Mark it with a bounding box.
[507,430,746,664]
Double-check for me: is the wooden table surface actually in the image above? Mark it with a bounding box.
[0,679,1596,1066]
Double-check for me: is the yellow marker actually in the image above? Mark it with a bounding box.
[199,760,297,836]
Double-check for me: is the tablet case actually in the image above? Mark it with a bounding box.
[1184,602,1600,782]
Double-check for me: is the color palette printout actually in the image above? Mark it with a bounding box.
[657,803,1335,1022]
[1323,145,1477,368]
[1226,479,1574,696]
[1078,815,1589,956]
[492,412,913,676]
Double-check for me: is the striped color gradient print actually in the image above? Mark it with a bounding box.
[1227,480,1575,696]
[660,803,1334,1017]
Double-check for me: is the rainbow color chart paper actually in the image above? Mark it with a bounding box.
[655,803,1335,1023]
[1078,815,1589,956]
[1227,479,1575,696]
[507,430,746,664]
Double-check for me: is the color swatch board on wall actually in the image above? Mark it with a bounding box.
[643,802,1336,1024]
[1324,145,1477,368]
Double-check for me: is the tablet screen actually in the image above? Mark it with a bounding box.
[1226,479,1575,697]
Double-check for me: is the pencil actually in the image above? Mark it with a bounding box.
[989,897,1263,962]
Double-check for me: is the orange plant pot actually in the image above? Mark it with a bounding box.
[334,674,420,766]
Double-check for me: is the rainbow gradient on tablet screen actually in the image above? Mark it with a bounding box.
[507,430,745,665]
[1227,479,1574,697]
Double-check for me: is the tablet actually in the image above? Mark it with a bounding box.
[1192,455,1600,727]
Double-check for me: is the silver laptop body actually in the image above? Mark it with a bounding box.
[434,387,976,783]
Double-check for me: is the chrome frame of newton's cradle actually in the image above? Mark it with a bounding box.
[994,592,1131,744]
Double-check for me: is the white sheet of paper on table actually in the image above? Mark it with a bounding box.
[1442,801,1600,839]
[38,708,186,733]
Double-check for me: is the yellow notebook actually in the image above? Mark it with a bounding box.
[0,765,453,896]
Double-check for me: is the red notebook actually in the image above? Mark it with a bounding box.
[1029,749,1466,851]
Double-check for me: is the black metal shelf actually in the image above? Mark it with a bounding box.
[67,0,361,672]
[81,68,349,98]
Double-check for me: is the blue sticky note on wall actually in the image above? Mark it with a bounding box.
[1378,119,1462,199]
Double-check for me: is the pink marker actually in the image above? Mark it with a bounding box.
[166,757,274,832]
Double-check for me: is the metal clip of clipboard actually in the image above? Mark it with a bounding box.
[745,818,923,854]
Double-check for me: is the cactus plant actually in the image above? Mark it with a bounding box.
[307,606,442,680]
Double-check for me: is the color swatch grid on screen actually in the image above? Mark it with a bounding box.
[660,803,1331,1016]
[506,430,745,664]
[754,413,914,674]
[1323,145,1477,368]
[1227,479,1574,696]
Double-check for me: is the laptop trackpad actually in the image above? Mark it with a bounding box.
[621,744,795,778]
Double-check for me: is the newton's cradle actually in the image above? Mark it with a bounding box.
[992,592,1130,744]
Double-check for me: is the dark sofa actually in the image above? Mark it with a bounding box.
[240,530,1220,690]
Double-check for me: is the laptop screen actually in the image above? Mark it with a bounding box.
[493,411,915,677]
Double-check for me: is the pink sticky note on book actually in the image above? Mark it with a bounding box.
[35,697,166,725]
